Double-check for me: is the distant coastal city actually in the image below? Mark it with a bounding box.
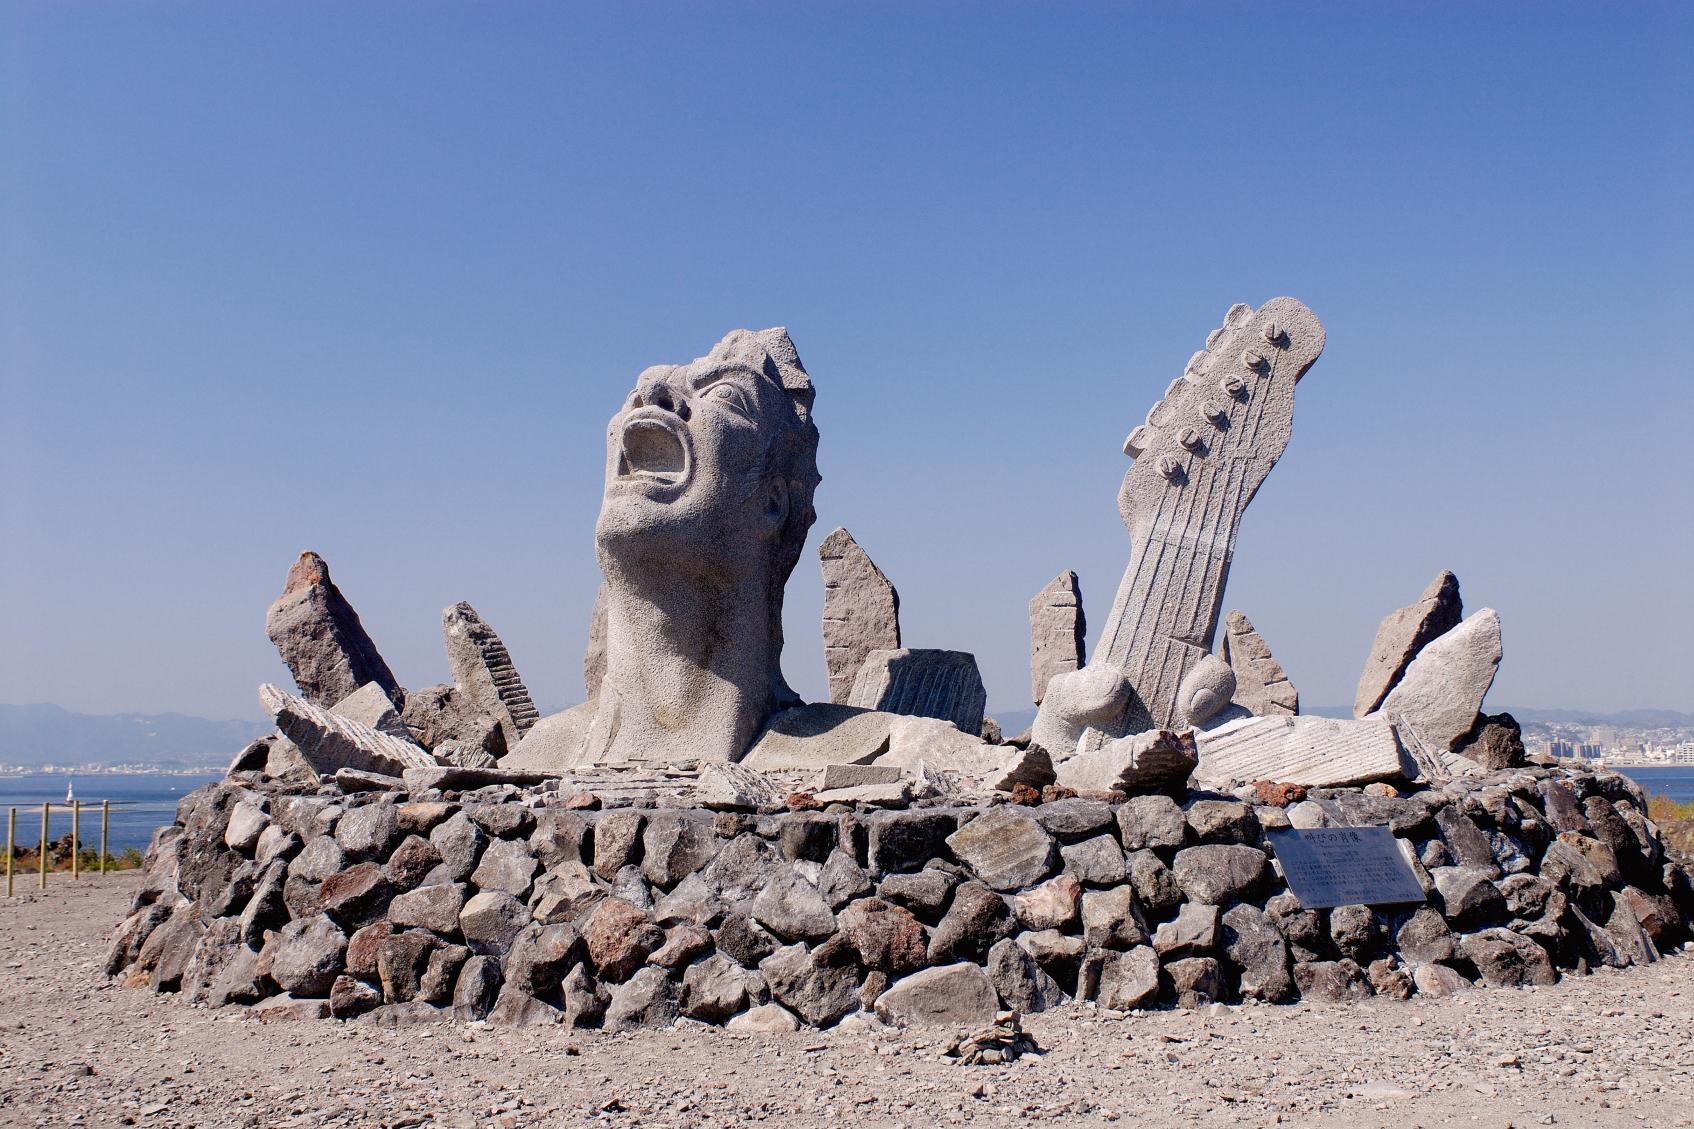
[1526,718,1694,767]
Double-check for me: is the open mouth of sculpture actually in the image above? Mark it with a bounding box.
[617,416,690,489]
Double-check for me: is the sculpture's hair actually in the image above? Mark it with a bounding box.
[705,328,821,703]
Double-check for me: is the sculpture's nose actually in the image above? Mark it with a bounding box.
[635,372,690,421]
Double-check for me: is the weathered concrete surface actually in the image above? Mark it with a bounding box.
[818,528,901,705]
[585,328,819,765]
[265,552,402,709]
[847,649,987,736]
[1192,714,1412,788]
[1221,611,1298,717]
[442,601,540,751]
[1354,570,1463,718]
[1029,571,1085,707]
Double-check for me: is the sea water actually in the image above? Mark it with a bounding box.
[0,772,223,854]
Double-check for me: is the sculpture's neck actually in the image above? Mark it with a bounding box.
[587,559,786,765]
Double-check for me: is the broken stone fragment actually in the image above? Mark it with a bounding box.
[818,527,902,705]
[847,648,988,737]
[441,601,541,752]
[265,551,403,709]
[260,683,437,779]
[398,683,505,760]
[1051,728,1198,794]
[1029,571,1085,707]
[329,683,414,742]
[1374,608,1502,760]
[1354,570,1463,718]
[1220,611,1298,717]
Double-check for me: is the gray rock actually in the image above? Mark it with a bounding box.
[1171,844,1269,905]
[1540,836,1613,892]
[648,924,710,970]
[592,810,644,881]
[819,527,901,705]
[401,683,506,760]
[1061,835,1127,886]
[1184,800,1257,845]
[459,891,528,956]
[375,930,437,1003]
[529,811,590,870]
[1095,945,1162,1009]
[471,838,539,899]
[750,868,836,943]
[817,848,872,910]
[1354,570,1463,718]
[451,955,502,1020]
[319,863,392,930]
[1051,299,1325,749]
[441,601,540,751]
[389,883,468,934]
[987,937,1067,1013]
[759,942,860,1027]
[329,974,382,1018]
[726,1002,800,1033]
[1153,902,1220,956]
[1193,714,1409,789]
[1375,608,1501,756]
[609,865,653,912]
[1221,610,1298,717]
[866,810,956,874]
[261,683,432,779]
[1221,903,1294,1002]
[560,963,608,1028]
[1412,962,1472,997]
[650,871,724,928]
[1459,927,1556,987]
[1118,795,1186,852]
[1034,798,1114,841]
[335,801,401,860]
[487,986,563,1027]
[1080,886,1149,948]
[1125,849,1185,915]
[428,812,486,883]
[848,648,986,736]
[1029,571,1085,707]
[682,953,768,1023]
[945,806,1057,892]
[1432,867,1505,929]
[1166,955,1225,1008]
[603,966,679,1031]
[329,681,415,743]
[385,835,440,891]
[715,913,778,968]
[873,962,998,1028]
[1435,806,1500,874]
[927,882,1013,964]
[1293,958,1370,1002]
[224,800,271,854]
[877,869,956,921]
[1328,904,1386,962]
[265,551,402,709]
[254,824,300,869]
[238,861,289,947]
[642,813,719,888]
[266,915,347,997]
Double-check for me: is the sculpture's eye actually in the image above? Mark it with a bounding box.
[706,383,748,412]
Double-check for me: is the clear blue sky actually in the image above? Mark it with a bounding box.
[3,3,1691,724]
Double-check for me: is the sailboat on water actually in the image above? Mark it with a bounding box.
[65,778,75,804]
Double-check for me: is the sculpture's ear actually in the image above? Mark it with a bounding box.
[759,476,789,538]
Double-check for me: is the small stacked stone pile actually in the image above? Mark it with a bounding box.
[107,761,1694,1031]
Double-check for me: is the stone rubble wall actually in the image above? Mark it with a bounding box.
[107,765,1694,1032]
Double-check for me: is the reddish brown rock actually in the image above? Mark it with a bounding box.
[836,898,928,975]
[265,551,402,709]
[584,898,662,982]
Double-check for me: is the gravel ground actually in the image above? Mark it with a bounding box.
[3,874,1693,1128]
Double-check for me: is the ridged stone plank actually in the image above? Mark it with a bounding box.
[260,683,436,778]
[819,528,901,705]
[847,648,986,736]
[1192,714,1410,789]
[1029,571,1085,707]
[443,601,541,751]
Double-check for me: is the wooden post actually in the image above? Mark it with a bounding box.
[72,800,81,880]
[39,802,49,890]
[6,807,13,897]
[101,800,110,876]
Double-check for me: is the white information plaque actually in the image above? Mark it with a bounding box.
[1265,825,1426,910]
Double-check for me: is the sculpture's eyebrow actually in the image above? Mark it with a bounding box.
[689,364,765,392]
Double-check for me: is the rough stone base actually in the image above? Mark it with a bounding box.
[108,763,1694,1031]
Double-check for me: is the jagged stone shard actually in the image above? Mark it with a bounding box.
[819,528,901,705]
[442,601,540,750]
[1052,729,1198,795]
[1087,298,1325,744]
[583,583,609,700]
[1375,608,1501,759]
[1029,571,1085,707]
[1192,715,1412,789]
[1221,611,1298,717]
[265,551,403,709]
[847,648,987,736]
[1353,570,1462,718]
[259,683,437,778]
[329,683,413,741]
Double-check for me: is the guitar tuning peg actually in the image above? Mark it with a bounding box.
[1262,321,1284,346]
[1219,374,1246,398]
[1178,427,1202,451]
[1242,348,1267,372]
[1157,454,1185,481]
[1202,401,1229,425]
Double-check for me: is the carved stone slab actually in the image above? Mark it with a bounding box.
[265,551,402,709]
[1265,826,1427,909]
[1029,571,1085,707]
[1086,298,1325,745]
[819,528,901,705]
[1375,607,1501,755]
[1354,570,1462,717]
[260,682,437,778]
[847,648,987,736]
[443,601,541,751]
[1221,611,1298,717]
[1192,714,1411,788]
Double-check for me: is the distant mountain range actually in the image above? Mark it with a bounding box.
[1303,705,1694,728]
[0,703,270,769]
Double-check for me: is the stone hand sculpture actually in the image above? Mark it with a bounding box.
[1034,299,1324,760]
[580,328,820,765]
